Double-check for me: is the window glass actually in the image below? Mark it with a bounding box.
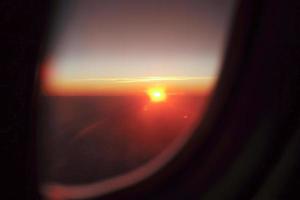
[38,0,235,199]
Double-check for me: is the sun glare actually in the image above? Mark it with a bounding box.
[147,87,167,103]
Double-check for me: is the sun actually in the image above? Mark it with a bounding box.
[147,87,167,102]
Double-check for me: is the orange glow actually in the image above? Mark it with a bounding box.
[39,61,216,96]
[147,87,167,102]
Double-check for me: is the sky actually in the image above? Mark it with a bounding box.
[42,0,235,95]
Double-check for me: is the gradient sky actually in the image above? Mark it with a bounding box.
[42,0,235,95]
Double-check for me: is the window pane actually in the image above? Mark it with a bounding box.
[38,0,235,199]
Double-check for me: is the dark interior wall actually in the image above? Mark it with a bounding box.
[0,1,52,199]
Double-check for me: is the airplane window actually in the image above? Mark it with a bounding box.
[37,0,236,199]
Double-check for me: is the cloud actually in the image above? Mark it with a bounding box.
[67,76,214,84]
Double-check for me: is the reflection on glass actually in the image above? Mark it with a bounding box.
[38,0,235,199]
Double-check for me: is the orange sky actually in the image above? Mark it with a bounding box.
[41,65,216,96]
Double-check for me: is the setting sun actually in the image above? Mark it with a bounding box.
[147,87,167,103]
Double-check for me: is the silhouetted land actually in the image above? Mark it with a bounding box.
[38,95,208,184]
